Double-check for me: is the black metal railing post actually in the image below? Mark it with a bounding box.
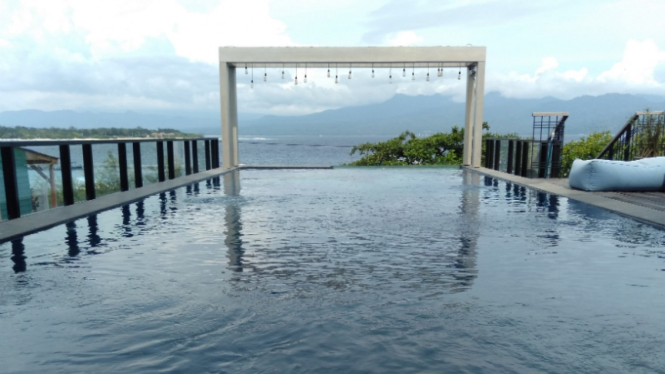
[82,144,95,200]
[204,140,211,171]
[118,142,129,191]
[157,141,165,182]
[507,140,514,174]
[538,142,548,178]
[493,140,501,170]
[184,141,191,175]
[59,145,74,206]
[551,142,562,178]
[167,140,175,180]
[1,146,21,219]
[192,140,199,173]
[521,142,529,177]
[211,139,220,168]
[485,139,494,168]
[623,123,632,161]
[514,141,522,176]
[133,142,142,188]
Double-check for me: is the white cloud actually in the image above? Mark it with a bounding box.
[386,31,423,46]
[0,0,295,63]
[598,39,665,85]
[489,39,665,100]
[535,56,558,76]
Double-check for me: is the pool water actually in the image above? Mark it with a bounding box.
[1,168,664,373]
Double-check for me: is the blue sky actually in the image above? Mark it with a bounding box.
[1,0,664,116]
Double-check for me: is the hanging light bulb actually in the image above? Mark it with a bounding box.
[348,63,352,79]
[426,63,430,82]
[250,64,254,89]
[295,64,298,85]
[412,63,415,81]
[458,65,461,80]
[245,64,248,75]
[402,63,406,77]
[327,63,330,78]
[281,63,285,79]
[438,64,443,77]
[389,67,392,83]
[335,64,338,84]
[263,64,267,82]
[304,63,308,83]
[372,63,375,78]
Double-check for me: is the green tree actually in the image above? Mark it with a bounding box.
[349,123,514,166]
[560,131,613,177]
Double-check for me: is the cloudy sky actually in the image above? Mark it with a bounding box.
[1,0,664,116]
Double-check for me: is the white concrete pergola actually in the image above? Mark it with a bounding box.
[219,46,486,169]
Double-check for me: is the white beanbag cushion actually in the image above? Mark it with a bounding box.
[568,157,665,191]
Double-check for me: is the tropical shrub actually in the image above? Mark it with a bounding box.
[348,123,517,166]
[560,131,613,177]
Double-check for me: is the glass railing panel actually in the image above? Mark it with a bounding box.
[498,140,509,172]
[68,145,87,203]
[196,140,206,172]
[21,145,63,214]
[140,142,159,186]
[174,140,185,178]
[93,143,121,198]
[124,142,136,190]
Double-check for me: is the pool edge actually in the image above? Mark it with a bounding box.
[467,166,665,229]
[0,167,241,244]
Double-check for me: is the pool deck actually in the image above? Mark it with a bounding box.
[468,167,665,228]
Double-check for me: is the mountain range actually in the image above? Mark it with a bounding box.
[1,92,664,138]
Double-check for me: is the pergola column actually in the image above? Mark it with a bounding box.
[472,61,486,168]
[463,67,475,166]
[220,63,238,170]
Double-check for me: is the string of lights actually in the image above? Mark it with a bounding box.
[247,63,472,89]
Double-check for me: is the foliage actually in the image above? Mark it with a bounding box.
[560,131,613,177]
[348,123,517,166]
[634,112,665,158]
[0,126,201,139]
[349,129,463,166]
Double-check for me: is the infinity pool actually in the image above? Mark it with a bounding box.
[1,168,664,373]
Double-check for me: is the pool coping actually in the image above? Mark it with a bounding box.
[467,166,665,229]
[0,168,234,243]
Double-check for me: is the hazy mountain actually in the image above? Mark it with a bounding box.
[242,92,665,137]
[1,93,664,138]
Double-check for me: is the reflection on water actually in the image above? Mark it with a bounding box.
[87,215,101,250]
[456,171,479,288]
[66,221,79,258]
[11,239,26,273]
[223,171,244,272]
